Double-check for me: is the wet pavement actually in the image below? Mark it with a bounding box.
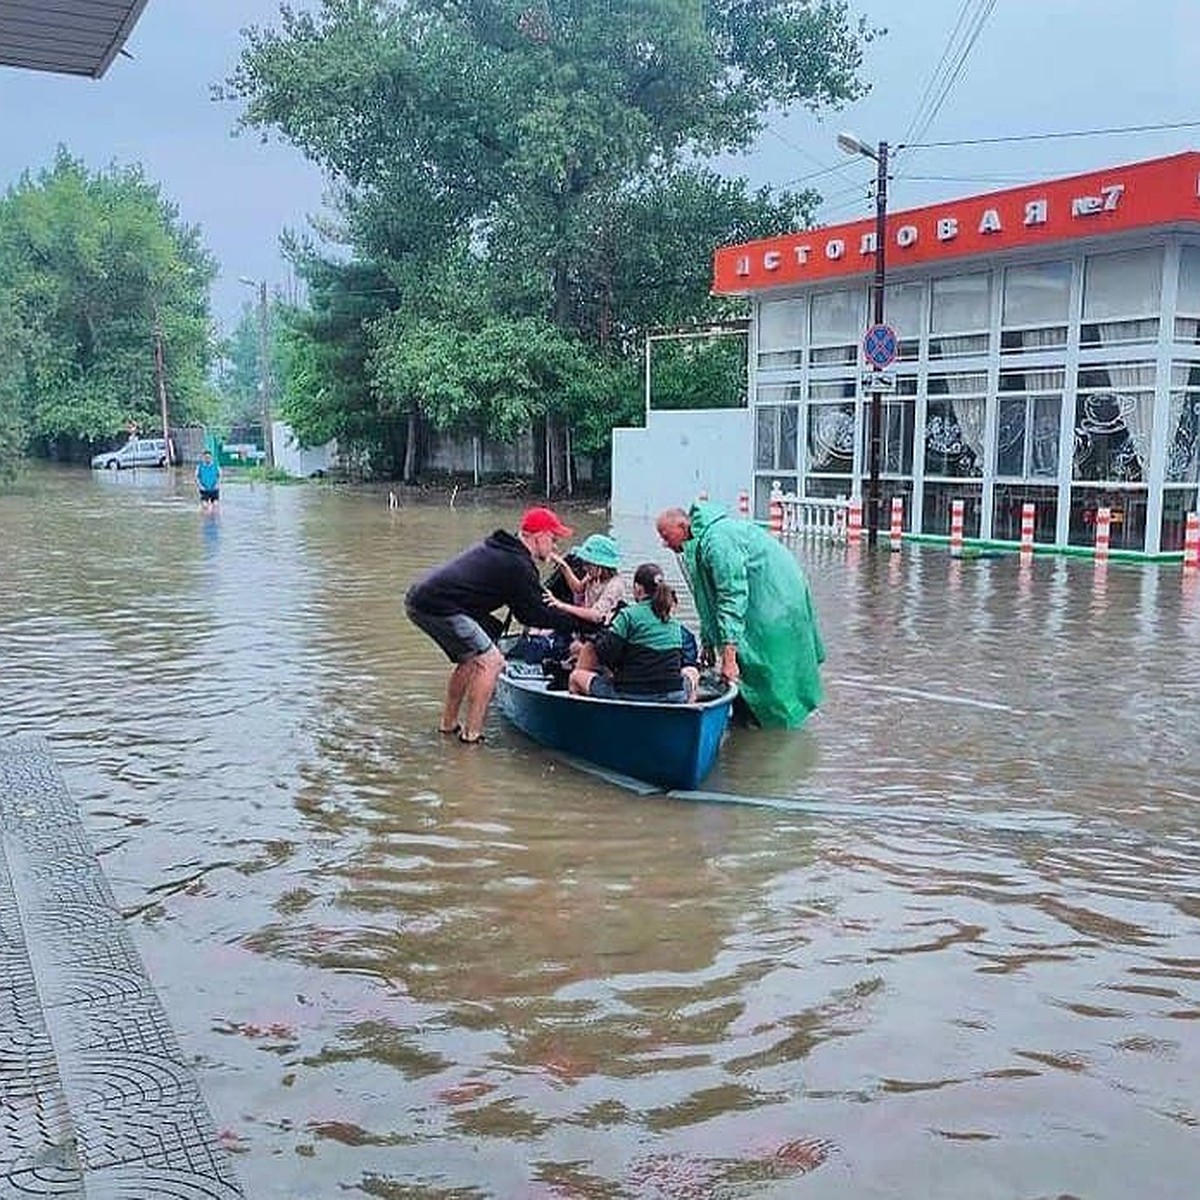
[0,464,1198,1198]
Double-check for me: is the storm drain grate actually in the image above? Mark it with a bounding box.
[0,738,244,1197]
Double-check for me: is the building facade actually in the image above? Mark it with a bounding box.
[712,153,1200,555]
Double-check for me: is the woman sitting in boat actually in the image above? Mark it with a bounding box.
[543,533,626,627]
[568,562,693,704]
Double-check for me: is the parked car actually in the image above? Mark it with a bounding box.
[90,438,169,470]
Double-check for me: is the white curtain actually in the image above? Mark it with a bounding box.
[953,396,987,467]
[1167,390,1200,482]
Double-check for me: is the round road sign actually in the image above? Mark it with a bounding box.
[863,323,898,369]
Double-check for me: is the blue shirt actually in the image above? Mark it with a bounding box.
[196,460,220,489]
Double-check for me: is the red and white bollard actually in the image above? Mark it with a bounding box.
[889,496,904,552]
[1094,506,1112,561]
[768,482,784,538]
[1184,511,1200,569]
[847,496,863,546]
[949,499,965,557]
[1019,502,1036,555]
[737,489,750,518]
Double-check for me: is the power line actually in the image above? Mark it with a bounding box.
[906,118,1200,149]
[906,0,998,149]
[901,0,976,149]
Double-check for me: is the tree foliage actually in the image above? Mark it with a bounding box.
[0,150,218,458]
[224,0,874,480]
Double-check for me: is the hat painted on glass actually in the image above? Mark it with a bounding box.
[519,506,573,538]
[573,533,620,569]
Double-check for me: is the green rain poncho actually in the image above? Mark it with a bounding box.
[681,502,825,729]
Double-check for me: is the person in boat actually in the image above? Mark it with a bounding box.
[656,501,825,728]
[405,506,578,743]
[543,533,626,627]
[568,562,693,704]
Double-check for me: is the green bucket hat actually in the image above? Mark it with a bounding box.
[574,533,621,569]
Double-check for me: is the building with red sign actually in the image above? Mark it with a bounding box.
[706,151,1200,555]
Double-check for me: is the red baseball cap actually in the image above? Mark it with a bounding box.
[520,506,573,538]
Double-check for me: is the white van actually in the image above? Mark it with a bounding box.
[91,438,170,470]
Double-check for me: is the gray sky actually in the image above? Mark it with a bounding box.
[2,0,1198,330]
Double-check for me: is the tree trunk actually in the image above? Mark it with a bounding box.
[403,407,418,482]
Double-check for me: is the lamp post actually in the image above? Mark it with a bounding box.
[238,276,275,468]
[837,132,889,548]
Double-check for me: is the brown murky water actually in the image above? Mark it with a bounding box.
[2,464,1199,1199]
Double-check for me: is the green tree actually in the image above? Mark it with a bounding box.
[0,150,218,459]
[224,0,873,481]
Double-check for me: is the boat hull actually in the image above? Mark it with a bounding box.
[496,672,735,791]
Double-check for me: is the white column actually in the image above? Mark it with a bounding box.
[1146,239,1179,554]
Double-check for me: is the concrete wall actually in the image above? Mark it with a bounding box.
[611,408,753,519]
[272,422,338,477]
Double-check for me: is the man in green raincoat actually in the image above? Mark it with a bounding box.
[656,502,825,729]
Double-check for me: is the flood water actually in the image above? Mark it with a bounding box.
[2,464,1199,1199]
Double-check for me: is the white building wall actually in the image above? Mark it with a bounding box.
[611,408,753,519]
[272,422,338,477]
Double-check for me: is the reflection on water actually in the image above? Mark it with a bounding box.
[1,466,1199,1199]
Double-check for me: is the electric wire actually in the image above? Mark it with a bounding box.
[900,0,977,150]
[906,0,998,149]
[906,118,1200,149]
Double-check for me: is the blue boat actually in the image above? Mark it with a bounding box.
[495,665,737,791]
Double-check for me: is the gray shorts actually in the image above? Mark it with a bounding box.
[406,603,494,663]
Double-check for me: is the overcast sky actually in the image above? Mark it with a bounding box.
[2,0,1199,330]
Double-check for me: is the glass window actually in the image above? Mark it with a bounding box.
[1162,486,1200,551]
[758,299,806,369]
[1167,362,1200,483]
[922,482,982,536]
[863,397,915,476]
[1177,245,1200,316]
[759,299,806,350]
[991,483,1058,544]
[1073,364,1155,483]
[996,394,1061,479]
[756,405,798,471]
[1083,247,1162,320]
[1068,487,1147,551]
[924,376,986,479]
[884,281,924,349]
[931,272,991,332]
[810,288,865,344]
[807,403,856,474]
[1003,261,1072,326]
[809,378,856,400]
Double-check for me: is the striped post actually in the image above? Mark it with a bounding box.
[737,489,750,518]
[697,489,709,502]
[1184,511,1200,569]
[1019,502,1036,555]
[768,481,784,538]
[889,496,904,552]
[949,499,965,557]
[1094,506,1112,561]
[847,495,863,546]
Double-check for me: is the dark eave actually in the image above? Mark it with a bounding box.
[0,0,151,79]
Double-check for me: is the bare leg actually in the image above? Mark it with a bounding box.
[682,666,700,703]
[440,660,473,732]
[460,647,505,741]
[574,641,600,673]
[569,668,597,696]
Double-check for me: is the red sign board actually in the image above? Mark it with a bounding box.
[712,152,1200,295]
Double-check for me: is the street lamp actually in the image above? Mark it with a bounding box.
[238,276,275,468]
[837,132,889,548]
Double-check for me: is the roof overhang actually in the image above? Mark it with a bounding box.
[714,151,1200,296]
[0,0,151,79]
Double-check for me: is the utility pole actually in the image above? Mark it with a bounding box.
[154,320,171,465]
[241,276,275,468]
[837,132,890,547]
[868,140,889,549]
[256,280,275,469]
